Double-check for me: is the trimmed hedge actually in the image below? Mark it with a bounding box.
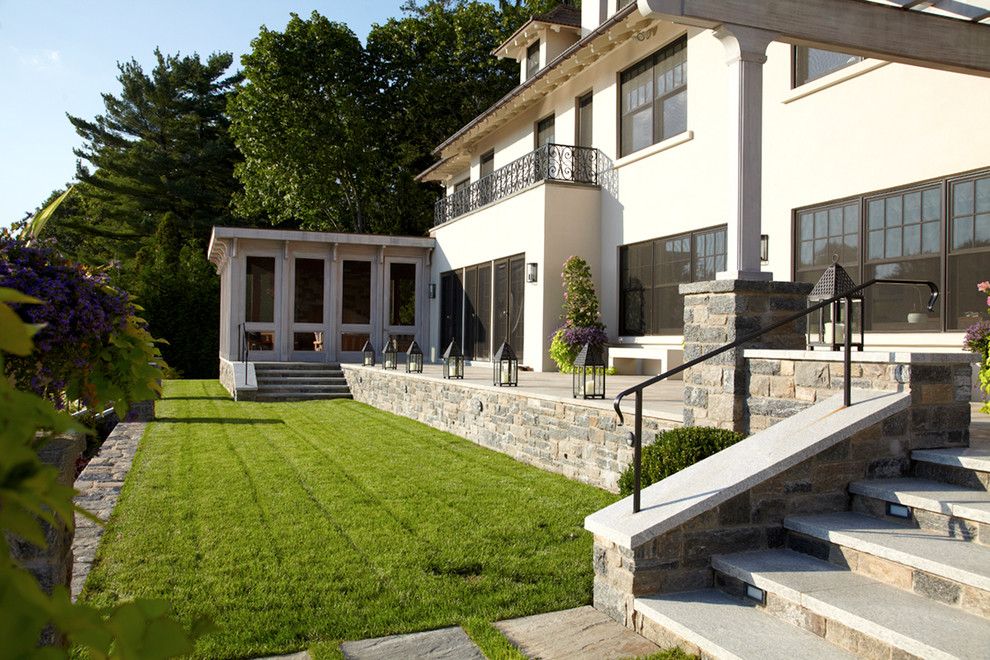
[618,426,745,496]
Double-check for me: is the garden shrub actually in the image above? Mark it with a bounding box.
[551,256,610,373]
[618,426,745,496]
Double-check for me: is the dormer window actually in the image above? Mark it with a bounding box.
[526,41,541,80]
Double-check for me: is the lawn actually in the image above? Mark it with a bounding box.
[80,380,618,658]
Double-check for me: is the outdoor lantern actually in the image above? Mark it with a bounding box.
[807,260,864,351]
[493,341,518,387]
[526,262,538,283]
[383,337,398,370]
[406,340,423,373]
[442,340,464,379]
[572,343,606,399]
[361,340,375,367]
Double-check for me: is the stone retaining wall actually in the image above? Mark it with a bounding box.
[743,351,976,439]
[342,366,678,492]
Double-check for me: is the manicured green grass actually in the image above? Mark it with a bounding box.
[81,380,618,658]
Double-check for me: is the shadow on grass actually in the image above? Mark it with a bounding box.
[154,417,285,425]
[161,396,230,401]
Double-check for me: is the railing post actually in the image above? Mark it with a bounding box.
[633,390,643,513]
[844,296,852,407]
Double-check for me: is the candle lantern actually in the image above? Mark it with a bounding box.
[572,343,606,399]
[493,341,518,387]
[383,337,398,370]
[406,340,423,373]
[442,340,464,379]
[807,260,864,351]
[361,340,375,367]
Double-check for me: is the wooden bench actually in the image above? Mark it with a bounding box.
[607,344,684,379]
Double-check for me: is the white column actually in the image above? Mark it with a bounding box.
[714,24,777,281]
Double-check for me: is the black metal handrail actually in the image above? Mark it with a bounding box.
[434,143,601,226]
[239,323,247,363]
[614,278,939,513]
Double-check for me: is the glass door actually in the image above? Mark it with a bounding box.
[384,259,419,358]
[339,259,374,363]
[244,256,278,361]
[289,257,328,362]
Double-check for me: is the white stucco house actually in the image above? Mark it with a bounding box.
[211,0,990,376]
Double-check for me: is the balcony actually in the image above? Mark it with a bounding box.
[434,143,603,227]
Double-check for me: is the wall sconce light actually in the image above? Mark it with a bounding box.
[526,262,538,283]
[760,234,769,262]
[429,283,436,299]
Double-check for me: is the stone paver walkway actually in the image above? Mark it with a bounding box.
[340,626,484,659]
[496,606,660,660]
[71,419,146,599]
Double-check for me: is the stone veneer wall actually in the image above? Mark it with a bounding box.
[593,398,968,627]
[680,280,812,433]
[743,351,976,439]
[342,366,677,492]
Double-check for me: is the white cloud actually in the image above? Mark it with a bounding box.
[13,46,63,71]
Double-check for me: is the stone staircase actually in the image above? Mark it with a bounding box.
[252,362,352,402]
[633,447,990,659]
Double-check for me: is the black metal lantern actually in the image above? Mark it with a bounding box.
[406,340,423,373]
[807,260,864,351]
[361,340,375,367]
[493,341,518,387]
[442,340,464,379]
[572,343,606,399]
[383,337,398,370]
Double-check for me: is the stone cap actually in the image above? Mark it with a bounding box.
[679,279,813,295]
[743,349,979,364]
[584,389,911,549]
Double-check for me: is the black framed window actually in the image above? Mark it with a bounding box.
[526,41,540,80]
[793,47,863,87]
[536,114,555,148]
[576,92,593,148]
[620,225,726,336]
[620,36,687,157]
[442,254,523,361]
[794,168,990,333]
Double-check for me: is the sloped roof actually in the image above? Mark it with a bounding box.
[492,4,583,56]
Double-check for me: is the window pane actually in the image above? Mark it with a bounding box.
[293,258,324,323]
[815,211,828,238]
[922,221,940,254]
[868,230,883,260]
[293,332,324,352]
[976,214,990,247]
[903,192,921,223]
[828,208,843,237]
[868,200,884,230]
[341,260,371,324]
[865,258,941,331]
[885,227,902,258]
[245,256,275,323]
[508,256,525,354]
[794,46,863,86]
[976,178,990,213]
[844,205,859,234]
[923,188,940,221]
[800,241,813,267]
[660,90,687,139]
[577,93,593,148]
[903,224,921,256]
[389,262,417,326]
[953,217,974,250]
[885,196,902,227]
[954,180,975,216]
[948,250,990,329]
[526,41,540,80]
[800,212,814,239]
[340,332,369,352]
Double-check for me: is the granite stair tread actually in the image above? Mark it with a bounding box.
[785,512,990,591]
[712,549,990,660]
[912,448,990,473]
[849,477,990,524]
[634,589,855,660]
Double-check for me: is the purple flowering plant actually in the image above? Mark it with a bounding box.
[550,256,608,373]
[0,235,164,413]
[964,280,990,412]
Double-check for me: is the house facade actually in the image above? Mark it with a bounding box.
[421,1,990,373]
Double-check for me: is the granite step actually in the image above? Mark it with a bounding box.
[912,448,990,491]
[634,589,855,660]
[784,512,990,617]
[256,377,347,384]
[256,383,350,392]
[849,477,990,543]
[712,549,990,659]
[254,392,353,401]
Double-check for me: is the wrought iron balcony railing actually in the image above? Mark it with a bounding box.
[434,143,602,226]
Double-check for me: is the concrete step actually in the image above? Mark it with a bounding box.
[913,448,990,491]
[256,377,348,385]
[634,589,855,660]
[254,368,344,376]
[785,512,990,616]
[252,361,341,369]
[849,478,990,543]
[712,549,990,659]
[254,392,353,402]
[256,384,351,393]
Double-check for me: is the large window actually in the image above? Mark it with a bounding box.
[293,258,324,323]
[620,226,726,336]
[794,169,990,333]
[389,262,417,326]
[464,263,492,360]
[576,92,593,148]
[526,41,540,80]
[536,114,555,148]
[620,36,687,157]
[793,47,863,87]
[245,256,275,323]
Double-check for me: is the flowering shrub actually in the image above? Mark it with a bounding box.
[550,256,609,373]
[964,280,990,413]
[0,236,164,415]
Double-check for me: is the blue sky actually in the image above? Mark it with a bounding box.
[0,0,409,228]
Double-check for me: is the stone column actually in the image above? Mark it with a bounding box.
[681,279,811,433]
[714,24,777,281]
